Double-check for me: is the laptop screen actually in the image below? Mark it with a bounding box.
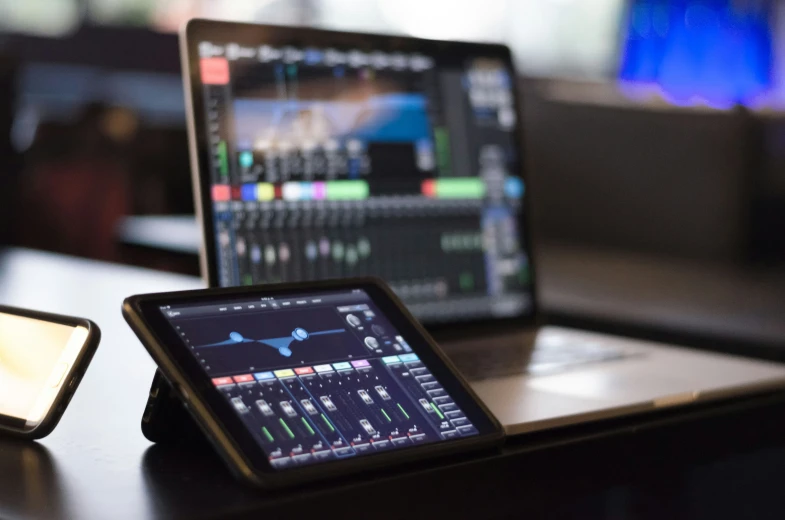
[190,27,532,323]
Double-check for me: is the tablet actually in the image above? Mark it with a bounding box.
[123,278,503,487]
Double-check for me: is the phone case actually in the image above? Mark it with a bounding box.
[0,305,101,439]
[141,369,206,445]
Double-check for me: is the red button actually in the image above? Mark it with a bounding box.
[200,57,230,85]
[421,179,436,198]
[212,185,231,201]
[212,377,233,386]
[294,367,314,375]
[232,374,254,383]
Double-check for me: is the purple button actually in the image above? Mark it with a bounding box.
[312,182,326,200]
[350,360,370,368]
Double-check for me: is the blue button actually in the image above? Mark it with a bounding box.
[504,177,524,199]
[241,183,257,201]
[239,151,254,168]
[253,371,275,381]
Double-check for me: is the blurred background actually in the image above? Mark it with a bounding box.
[0,0,783,346]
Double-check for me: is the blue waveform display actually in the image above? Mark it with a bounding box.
[198,328,346,357]
[619,0,775,108]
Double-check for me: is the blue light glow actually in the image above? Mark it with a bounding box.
[619,0,775,108]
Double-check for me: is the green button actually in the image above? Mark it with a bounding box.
[435,178,485,199]
[326,181,369,200]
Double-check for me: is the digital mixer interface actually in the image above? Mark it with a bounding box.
[196,40,532,322]
[162,289,479,469]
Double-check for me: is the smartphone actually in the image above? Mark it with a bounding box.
[0,306,100,439]
[123,277,504,488]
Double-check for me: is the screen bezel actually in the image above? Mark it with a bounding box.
[127,278,504,482]
[182,19,540,336]
[0,305,100,437]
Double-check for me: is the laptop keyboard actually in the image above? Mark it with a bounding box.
[451,337,630,381]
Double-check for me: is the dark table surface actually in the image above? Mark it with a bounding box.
[3,247,785,520]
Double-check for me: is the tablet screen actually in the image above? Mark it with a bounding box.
[159,288,481,469]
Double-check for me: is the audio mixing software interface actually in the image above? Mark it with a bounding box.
[197,40,531,321]
[161,289,479,469]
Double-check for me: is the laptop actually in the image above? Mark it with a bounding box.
[180,19,785,435]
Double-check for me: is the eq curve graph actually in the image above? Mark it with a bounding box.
[197,327,346,357]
